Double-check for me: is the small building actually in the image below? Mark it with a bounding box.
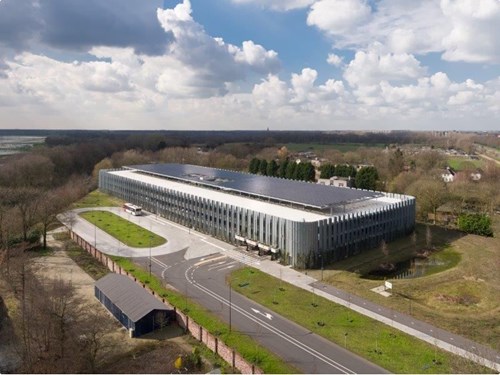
[441,167,456,183]
[317,176,354,188]
[95,274,173,337]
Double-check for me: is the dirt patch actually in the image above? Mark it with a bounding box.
[27,231,202,373]
[435,293,480,306]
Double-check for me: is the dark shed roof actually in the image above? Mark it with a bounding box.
[95,274,169,322]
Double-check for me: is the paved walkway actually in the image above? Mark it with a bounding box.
[64,207,500,372]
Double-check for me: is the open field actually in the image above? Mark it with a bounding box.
[79,210,166,248]
[447,157,484,170]
[284,142,386,153]
[112,256,298,374]
[72,189,124,209]
[230,267,489,374]
[305,221,500,352]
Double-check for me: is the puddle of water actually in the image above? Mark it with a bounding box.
[363,256,448,280]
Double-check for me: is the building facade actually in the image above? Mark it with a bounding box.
[95,274,173,337]
[99,164,415,268]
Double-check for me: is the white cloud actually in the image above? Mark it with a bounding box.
[153,0,280,96]
[326,52,343,66]
[229,40,280,73]
[441,0,500,63]
[230,0,315,11]
[343,44,426,88]
[252,74,289,109]
[307,0,371,34]
[0,0,499,131]
[290,68,317,103]
[306,0,500,64]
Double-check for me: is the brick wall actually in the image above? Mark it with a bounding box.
[69,230,262,374]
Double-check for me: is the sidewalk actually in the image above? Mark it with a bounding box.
[250,257,500,373]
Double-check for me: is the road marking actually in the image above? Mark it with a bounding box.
[194,255,227,267]
[251,308,273,320]
[185,265,356,374]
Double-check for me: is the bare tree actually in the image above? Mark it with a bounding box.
[411,230,417,252]
[62,211,78,233]
[78,309,113,373]
[425,225,433,250]
[380,239,389,258]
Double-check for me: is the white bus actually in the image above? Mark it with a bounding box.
[123,203,142,216]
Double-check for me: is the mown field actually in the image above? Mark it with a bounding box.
[79,210,166,248]
[72,189,124,209]
[447,157,484,171]
[230,267,490,374]
[305,221,500,352]
[284,143,386,153]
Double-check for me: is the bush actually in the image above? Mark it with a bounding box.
[457,213,493,237]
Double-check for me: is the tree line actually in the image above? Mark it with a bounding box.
[248,158,316,182]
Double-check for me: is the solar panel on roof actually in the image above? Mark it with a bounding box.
[127,163,382,209]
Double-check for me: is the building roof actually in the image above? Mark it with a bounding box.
[126,163,382,210]
[95,274,169,322]
[110,169,327,221]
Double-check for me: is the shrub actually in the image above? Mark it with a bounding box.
[457,213,493,237]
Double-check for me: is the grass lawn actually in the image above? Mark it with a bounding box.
[306,221,500,352]
[284,143,386,153]
[230,267,490,374]
[79,210,166,248]
[447,157,484,171]
[111,256,298,374]
[72,190,124,209]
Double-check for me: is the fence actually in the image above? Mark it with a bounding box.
[69,231,262,374]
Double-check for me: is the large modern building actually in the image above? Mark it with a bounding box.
[99,164,415,268]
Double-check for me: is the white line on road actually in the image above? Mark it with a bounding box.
[185,264,356,374]
[251,308,273,320]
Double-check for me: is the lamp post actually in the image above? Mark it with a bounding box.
[149,241,152,278]
[229,276,232,332]
[319,252,324,281]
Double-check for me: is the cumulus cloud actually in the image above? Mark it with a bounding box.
[441,0,500,63]
[307,0,371,34]
[154,0,280,96]
[326,53,343,66]
[2,0,282,109]
[0,0,170,55]
[305,0,500,64]
[343,44,426,88]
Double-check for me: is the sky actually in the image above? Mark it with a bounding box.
[0,0,499,131]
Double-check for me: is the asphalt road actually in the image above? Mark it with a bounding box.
[66,208,499,372]
[136,251,387,374]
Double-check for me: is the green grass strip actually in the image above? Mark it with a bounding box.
[72,190,124,209]
[230,267,491,374]
[110,256,298,374]
[80,210,166,248]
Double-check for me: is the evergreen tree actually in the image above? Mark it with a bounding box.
[248,158,260,174]
[278,158,289,178]
[320,164,335,179]
[286,162,297,179]
[303,162,316,182]
[259,159,268,175]
[267,159,279,177]
[355,166,379,190]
